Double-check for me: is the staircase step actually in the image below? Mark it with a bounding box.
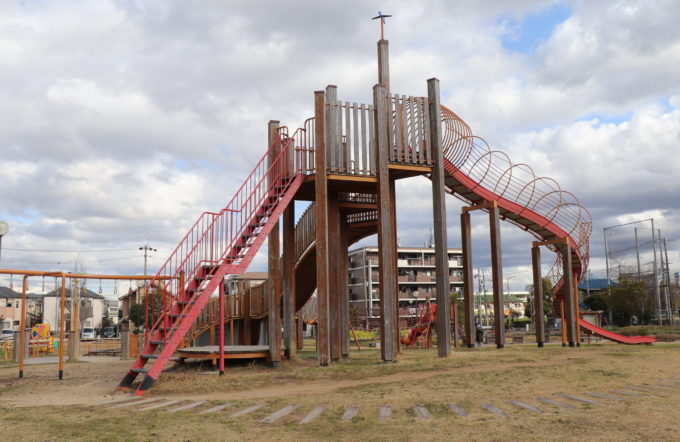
[141,353,160,359]
[151,340,165,345]
[168,313,188,318]
[132,368,150,374]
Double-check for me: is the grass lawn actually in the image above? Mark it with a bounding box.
[2,341,680,441]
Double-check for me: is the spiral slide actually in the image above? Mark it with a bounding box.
[438,106,651,345]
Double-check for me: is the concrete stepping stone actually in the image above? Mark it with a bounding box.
[644,384,677,391]
[93,396,140,406]
[480,403,509,417]
[341,406,359,422]
[654,382,680,388]
[108,397,161,409]
[260,405,297,423]
[610,390,644,396]
[560,394,604,406]
[446,403,468,417]
[537,397,575,409]
[627,386,663,393]
[198,403,233,415]
[379,405,392,421]
[228,404,263,418]
[300,406,325,424]
[139,399,184,411]
[586,392,624,400]
[412,405,431,419]
[167,400,207,412]
[510,400,543,413]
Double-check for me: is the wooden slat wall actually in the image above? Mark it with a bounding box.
[387,94,432,166]
[324,100,377,176]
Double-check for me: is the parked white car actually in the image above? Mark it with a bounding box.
[81,327,97,341]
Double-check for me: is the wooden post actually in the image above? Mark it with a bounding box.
[489,204,505,349]
[562,242,576,347]
[428,78,451,357]
[377,39,390,90]
[560,297,567,347]
[461,212,475,348]
[314,90,331,366]
[18,276,28,378]
[58,274,66,379]
[328,195,342,361]
[218,279,225,375]
[573,276,581,347]
[531,245,545,347]
[296,314,304,352]
[340,214,350,358]
[69,279,80,361]
[267,120,282,366]
[243,282,252,345]
[282,186,296,359]
[374,83,398,362]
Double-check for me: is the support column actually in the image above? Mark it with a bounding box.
[489,203,505,349]
[328,195,342,361]
[373,83,398,362]
[531,245,545,347]
[573,276,581,347]
[314,90,331,366]
[267,120,282,366]
[218,279,225,375]
[282,186,296,359]
[461,212,475,348]
[339,214,350,358]
[561,242,576,347]
[242,282,252,345]
[296,314,304,352]
[428,77,451,357]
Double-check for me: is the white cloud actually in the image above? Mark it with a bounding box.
[0,0,678,290]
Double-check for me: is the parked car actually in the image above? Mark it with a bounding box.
[102,327,116,338]
[1,329,14,342]
[81,327,96,341]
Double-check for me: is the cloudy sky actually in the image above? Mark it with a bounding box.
[1,0,679,296]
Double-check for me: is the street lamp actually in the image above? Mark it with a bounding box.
[139,244,157,276]
[0,221,8,263]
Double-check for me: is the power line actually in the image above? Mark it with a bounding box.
[3,247,136,253]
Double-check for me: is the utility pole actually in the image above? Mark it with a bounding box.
[69,278,80,361]
[634,227,641,281]
[139,244,157,276]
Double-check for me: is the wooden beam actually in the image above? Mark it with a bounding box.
[314,90,331,366]
[374,83,398,362]
[489,205,505,349]
[562,242,576,347]
[462,200,497,213]
[531,245,545,347]
[428,77,451,357]
[267,120,282,366]
[461,212,474,348]
[282,197,296,360]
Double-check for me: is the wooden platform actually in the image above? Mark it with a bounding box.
[176,345,270,362]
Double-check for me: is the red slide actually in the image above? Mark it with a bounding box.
[578,319,656,344]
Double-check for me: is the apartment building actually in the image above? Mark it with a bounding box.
[348,246,464,329]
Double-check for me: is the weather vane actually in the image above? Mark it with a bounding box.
[372,11,392,40]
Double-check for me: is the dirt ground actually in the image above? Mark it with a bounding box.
[2,342,680,441]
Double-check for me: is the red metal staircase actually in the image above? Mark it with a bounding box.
[117,131,304,396]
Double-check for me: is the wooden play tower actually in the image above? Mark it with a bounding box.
[118,26,594,396]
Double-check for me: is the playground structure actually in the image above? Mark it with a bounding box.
[111,31,611,397]
[0,30,655,397]
[0,268,172,379]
